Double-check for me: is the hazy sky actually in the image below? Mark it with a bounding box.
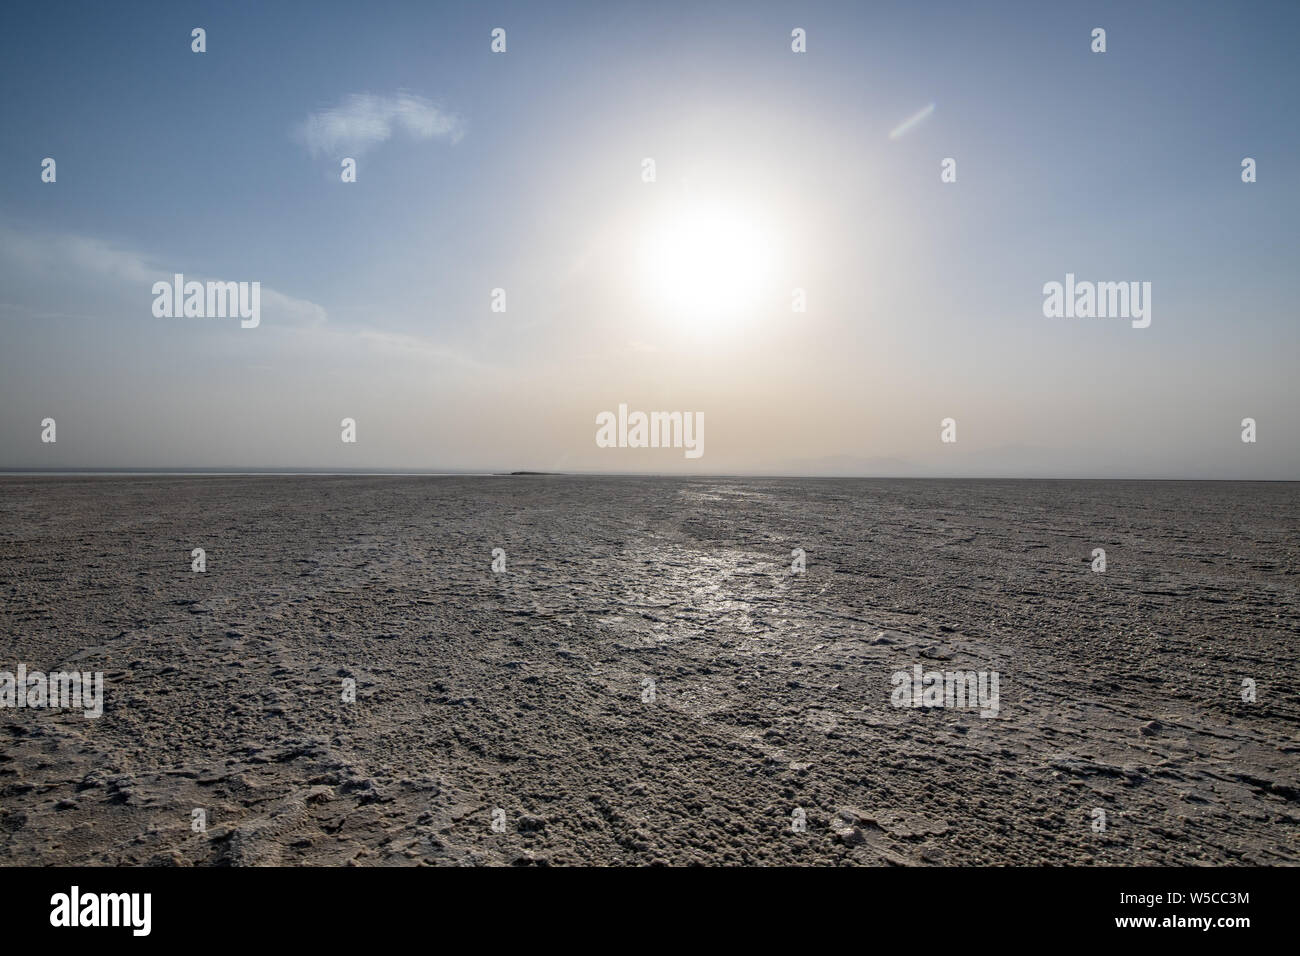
[1,0,1296,477]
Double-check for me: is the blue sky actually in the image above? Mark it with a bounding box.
[1,0,1296,475]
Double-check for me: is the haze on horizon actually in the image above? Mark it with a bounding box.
[1,0,1297,480]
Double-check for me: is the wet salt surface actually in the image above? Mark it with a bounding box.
[0,476,1296,865]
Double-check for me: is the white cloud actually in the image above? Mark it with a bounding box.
[0,230,156,284]
[261,287,327,327]
[0,225,328,328]
[350,327,484,370]
[293,91,464,157]
[0,226,484,368]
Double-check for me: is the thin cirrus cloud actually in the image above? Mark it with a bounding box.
[0,226,490,370]
[293,91,464,157]
[888,102,936,140]
[0,225,328,328]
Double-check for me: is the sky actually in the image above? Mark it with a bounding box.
[0,0,1296,477]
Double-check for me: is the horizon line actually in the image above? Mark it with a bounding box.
[0,469,1296,483]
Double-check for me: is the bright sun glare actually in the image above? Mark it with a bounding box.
[638,200,777,329]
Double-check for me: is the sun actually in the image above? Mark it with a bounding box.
[637,199,777,330]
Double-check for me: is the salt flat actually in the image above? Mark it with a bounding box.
[0,476,1295,865]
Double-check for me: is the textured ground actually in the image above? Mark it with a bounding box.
[0,476,1296,866]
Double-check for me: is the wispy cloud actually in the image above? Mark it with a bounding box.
[0,226,328,327]
[350,328,486,371]
[889,102,936,140]
[0,230,156,283]
[0,226,486,368]
[293,91,464,157]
